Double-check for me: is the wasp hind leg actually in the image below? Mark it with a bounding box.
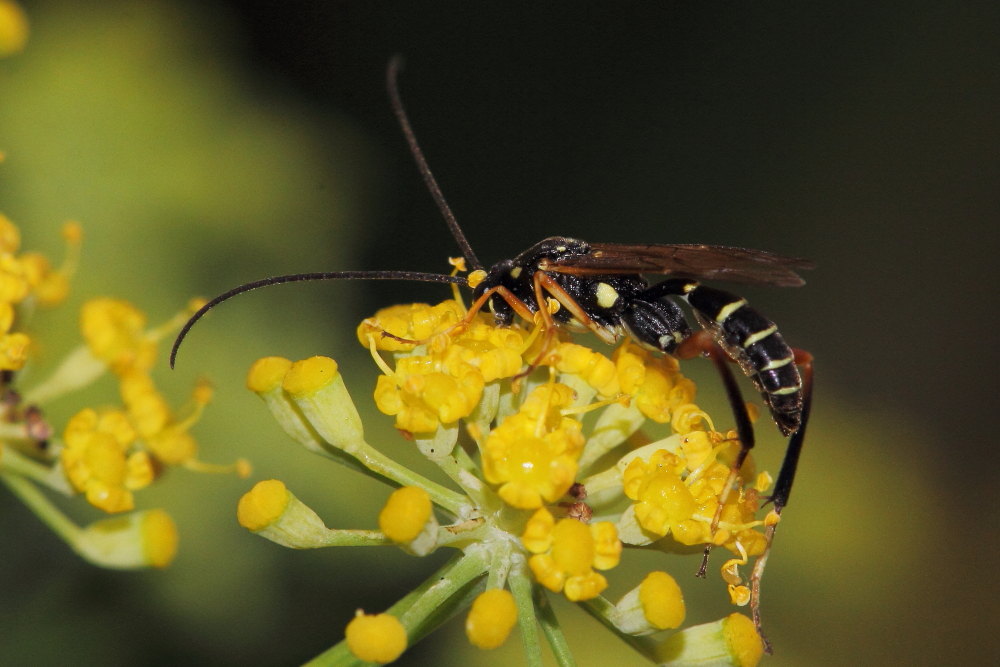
[748,348,813,653]
[684,338,814,654]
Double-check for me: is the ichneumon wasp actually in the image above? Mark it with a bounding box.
[170,57,814,653]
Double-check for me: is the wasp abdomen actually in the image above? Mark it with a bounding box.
[685,284,802,435]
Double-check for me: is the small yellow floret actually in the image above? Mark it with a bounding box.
[0,213,20,252]
[0,332,30,370]
[639,571,686,629]
[357,301,463,352]
[141,509,179,568]
[237,479,291,531]
[672,403,714,435]
[482,384,584,509]
[623,451,701,541]
[0,302,13,333]
[119,369,170,438]
[81,298,155,373]
[465,589,518,650]
[345,611,407,664]
[282,356,339,396]
[524,509,621,602]
[378,486,432,543]
[728,584,751,606]
[246,356,292,393]
[61,220,83,243]
[554,342,619,397]
[723,613,765,667]
[466,270,487,289]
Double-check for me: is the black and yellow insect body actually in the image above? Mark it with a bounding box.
[471,235,809,441]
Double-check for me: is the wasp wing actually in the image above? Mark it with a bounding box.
[542,243,814,287]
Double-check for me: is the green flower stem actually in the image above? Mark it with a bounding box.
[435,518,489,549]
[0,446,74,494]
[396,543,489,632]
[316,529,393,547]
[306,548,490,667]
[509,557,544,667]
[485,538,513,589]
[256,383,410,491]
[0,471,82,546]
[579,595,658,662]
[349,439,469,516]
[21,344,106,405]
[578,465,624,508]
[433,448,492,510]
[260,369,468,515]
[534,586,576,667]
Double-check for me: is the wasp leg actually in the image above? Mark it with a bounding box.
[532,271,619,345]
[749,349,813,654]
[501,270,625,380]
[675,330,757,577]
[769,348,813,513]
[378,284,537,347]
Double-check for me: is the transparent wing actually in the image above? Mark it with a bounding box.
[543,243,814,287]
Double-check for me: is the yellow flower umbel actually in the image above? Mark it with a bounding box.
[0,0,29,57]
[0,214,243,569]
[242,295,781,665]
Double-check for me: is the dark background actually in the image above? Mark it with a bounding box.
[1,1,997,665]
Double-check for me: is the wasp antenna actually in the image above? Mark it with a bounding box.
[386,56,483,271]
[169,269,466,369]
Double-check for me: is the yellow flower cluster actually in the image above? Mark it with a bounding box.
[62,408,154,513]
[0,0,28,57]
[55,297,232,512]
[81,297,158,374]
[245,296,776,665]
[482,383,584,509]
[361,302,526,434]
[0,215,79,370]
[0,212,236,568]
[60,368,216,512]
[556,340,697,422]
[623,434,768,557]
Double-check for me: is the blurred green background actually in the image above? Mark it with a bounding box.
[1,1,997,665]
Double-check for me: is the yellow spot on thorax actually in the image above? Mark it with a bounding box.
[595,282,619,309]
